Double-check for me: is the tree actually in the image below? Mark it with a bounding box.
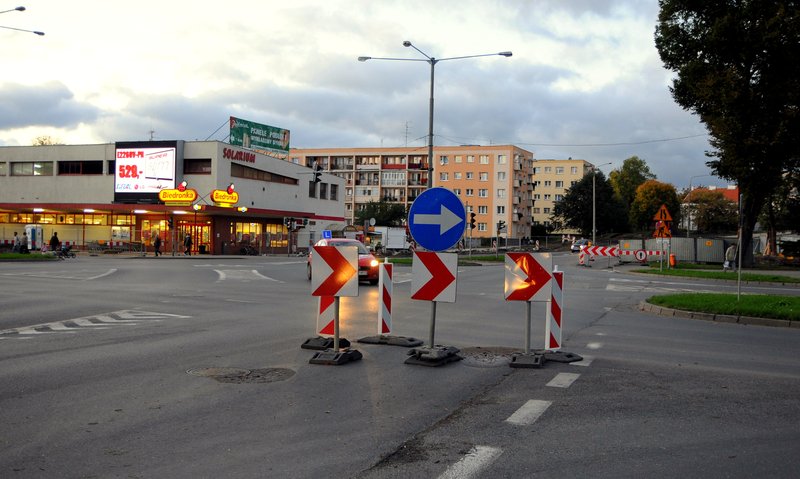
[354,199,407,227]
[685,189,738,233]
[31,135,63,146]
[655,0,800,266]
[629,180,681,232]
[608,156,656,211]
[551,171,627,237]
[760,171,800,254]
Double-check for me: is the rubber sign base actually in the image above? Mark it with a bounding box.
[405,345,462,367]
[357,335,424,348]
[301,336,351,351]
[308,348,363,366]
[509,352,546,369]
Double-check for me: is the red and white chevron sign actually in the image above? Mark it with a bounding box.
[583,245,620,257]
[504,252,553,302]
[545,271,564,350]
[378,262,393,334]
[411,252,457,303]
[311,245,358,297]
[316,296,335,335]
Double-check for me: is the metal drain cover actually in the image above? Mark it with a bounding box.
[187,367,294,384]
[458,347,518,368]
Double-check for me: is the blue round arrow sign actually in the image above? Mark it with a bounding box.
[407,187,466,251]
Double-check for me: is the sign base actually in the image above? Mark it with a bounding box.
[543,350,583,363]
[308,348,363,366]
[510,352,545,369]
[357,335,424,348]
[301,336,351,350]
[405,346,462,367]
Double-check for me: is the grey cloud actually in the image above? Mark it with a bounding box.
[0,81,99,130]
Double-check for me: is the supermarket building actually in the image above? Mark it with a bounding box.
[0,140,345,254]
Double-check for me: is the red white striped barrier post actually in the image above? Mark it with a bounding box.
[316,295,335,336]
[545,270,564,351]
[378,262,392,334]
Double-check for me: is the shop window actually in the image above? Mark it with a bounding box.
[184,158,212,174]
[58,161,103,175]
[330,184,338,201]
[11,161,53,176]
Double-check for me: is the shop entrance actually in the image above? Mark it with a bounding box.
[178,221,212,255]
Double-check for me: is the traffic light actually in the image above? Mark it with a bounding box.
[303,218,309,226]
[167,218,173,229]
[497,220,506,232]
[285,217,294,228]
[313,163,322,183]
[469,212,476,230]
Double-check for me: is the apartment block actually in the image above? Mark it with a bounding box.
[531,159,593,230]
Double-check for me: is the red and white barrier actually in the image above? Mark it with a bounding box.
[316,295,335,335]
[378,262,393,334]
[545,270,564,350]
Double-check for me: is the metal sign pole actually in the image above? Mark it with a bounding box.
[333,296,341,351]
[428,301,437,347]
[525,301,532,355]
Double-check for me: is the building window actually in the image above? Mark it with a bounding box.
[496,189,505,198]
[439,155,448,165]
[466,172,474,179]
[466,188,474,196]
[479,172,488,181]
[330,184,338,201]
[533,167,541,174]
[320,182,328,199]
[544,180,552,186]
[571,166,578,174]
[58,161,104,175]
[11,161,53,176]
[479,155,489,164]
[555,194,563,201]
[497,154,507,164]
[544,167,552,173]
[231,163,298,185]
[497,206,505,214]
[555,167,564,174]
[479,189,488,198]
[467,155,475,163]
[478,205,488,214]
[477,223,487,232]
[543,207,551,213]
[453,188,461,195]
[184,158,212,174]
[497,172,506,181]
[308,181,317,198]
[555,180,564,188]
[454,172,462,180]
[533,207,541,214]
[571,180,578,186]
[534,194,541,199]
[544,194,552,200]
[439,172,448,181]
[455,155,463,163]
[0,162,6,175]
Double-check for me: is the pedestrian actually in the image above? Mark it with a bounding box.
[153,234,161,257]
[20,232,28,253]
[535,239,540,251]
[11,231,20,253]
[49,232,60,253]
[184,233,192,256]
[724,244,737,272]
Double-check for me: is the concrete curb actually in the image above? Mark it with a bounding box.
[639,301,796,328]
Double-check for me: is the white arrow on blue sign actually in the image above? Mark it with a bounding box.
[407,187,466,252]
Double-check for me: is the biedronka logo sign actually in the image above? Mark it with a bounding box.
[211,189,239,207]
[158,188,198,206]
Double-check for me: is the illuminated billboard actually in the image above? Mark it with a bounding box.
[114,141,183,203]
[229,116,290,158]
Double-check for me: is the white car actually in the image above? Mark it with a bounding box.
[570,239,590,252]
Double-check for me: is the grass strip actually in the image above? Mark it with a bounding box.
[632,267,800,283]
[649,293,799,321]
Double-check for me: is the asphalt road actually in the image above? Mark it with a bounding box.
[1,254,798,478]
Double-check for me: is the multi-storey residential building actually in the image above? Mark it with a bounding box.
[290,145,538,241]
[530,159,593,231]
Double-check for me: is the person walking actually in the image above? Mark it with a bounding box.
[12,231,20,253]
[183,233,192,256]
[20,232,28,253]
[49,232,60,254]
[724,244,737,272]
[153,234,162,257]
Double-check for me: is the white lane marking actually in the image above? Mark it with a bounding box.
[86,269,117,281]
[546,372,581,388]
[571,355,595,367]
[437,445,503,479]
[252,270,284,283]
[214,269,227,282]
[505,399,552,426]
[225,299,257,303]
[0,310,191,338]
[586,342,603,350]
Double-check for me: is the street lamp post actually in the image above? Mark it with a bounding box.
[592,162,612,245]
[0,5,44,35]
[359,41,511,188]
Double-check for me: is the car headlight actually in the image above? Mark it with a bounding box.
[370,259,379,268]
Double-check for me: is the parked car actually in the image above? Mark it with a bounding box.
[307,238,380,285]
[570,238,590,253]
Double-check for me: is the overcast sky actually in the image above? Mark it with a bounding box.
[1,0,723,189]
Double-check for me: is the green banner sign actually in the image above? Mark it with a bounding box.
[229,116,290,154]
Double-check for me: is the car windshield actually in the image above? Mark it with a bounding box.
[328,241,370,255]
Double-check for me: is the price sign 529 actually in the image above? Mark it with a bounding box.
[118,164,141,179]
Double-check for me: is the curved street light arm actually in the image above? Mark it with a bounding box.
[0,24,44,35]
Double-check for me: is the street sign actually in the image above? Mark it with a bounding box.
[504,252,553,302]
[311,245,358,297]
[653,204,673,222]
[653,220,672,238]
[411,252,457,302]
[407,187,466,252]
[583,245,620,257]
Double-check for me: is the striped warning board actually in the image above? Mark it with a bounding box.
[378,262,393,334]
[316,296,335,335]
[545,271,564,350]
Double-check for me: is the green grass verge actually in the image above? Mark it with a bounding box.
[648,293,800,321]
[632,267,800,283]
[0,252,60,261]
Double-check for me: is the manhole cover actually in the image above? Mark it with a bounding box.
[187,367,294,384]
[459,347,518,368]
